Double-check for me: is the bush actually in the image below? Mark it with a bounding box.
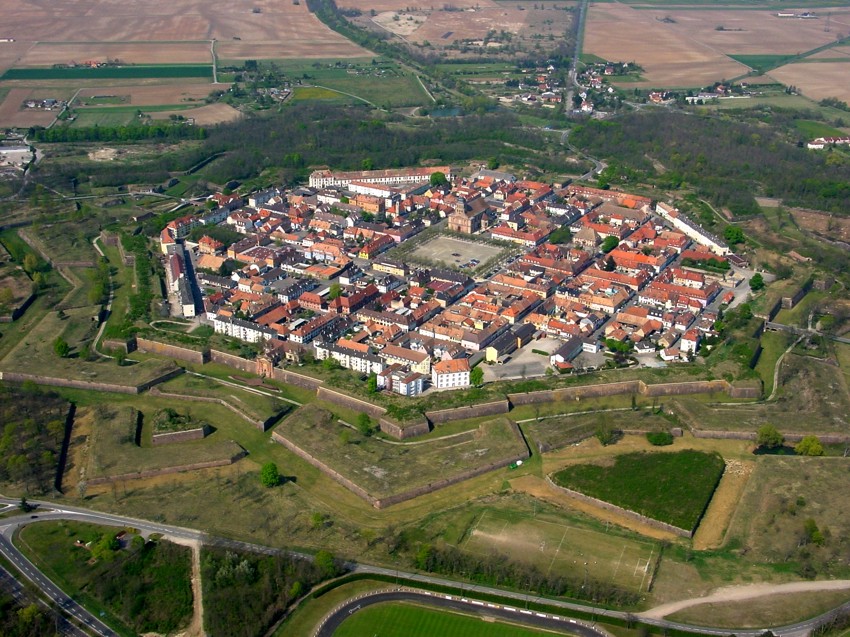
[646,431,674,446]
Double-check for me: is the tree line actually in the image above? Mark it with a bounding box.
[570,111,850,215]
[30,122,207,143]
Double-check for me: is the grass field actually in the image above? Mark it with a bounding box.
[522,408,673,452]
[675,353,850,434]
[725,456,850,573]
[1,65,212,81]
[291,87,354,103]
[794,119,847,139]
[276,405,528,499]
[0,306,178,386]
[334,602,557,637]
[158,373,291,425]
[460,505,658,593]
[21,224,97,264]
[728,54,796,74]
[83,404,244,479]
[552,450,725,532]
[753,330,792,397]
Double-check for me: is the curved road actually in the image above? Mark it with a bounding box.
[315,589,609,637]
[1,498,848,637]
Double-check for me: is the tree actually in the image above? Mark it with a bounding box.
[795,435,824,457]
[429,171,448,187]
[260,462,280,488]
[601,236,619,253]
[756,424,784,450]
[486,157,500,170]
[314,550,339,578]
[22,253,39,274]
[327,282,342,300]
[470,365,484,386]
[604,255,616,271]
[53,337,70,358]
[750,272,765,291]
[367,373,378,394]
[724,225,744,245]
[355,413,372,436]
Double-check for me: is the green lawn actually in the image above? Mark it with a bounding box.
[334,602,556,637]
[728,54,797,74]
[794,119,848,139]
[552,450,725,532]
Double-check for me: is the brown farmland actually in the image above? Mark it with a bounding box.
[77,84,215,106]
[0,0,367,72]
[18,42,212,66]
[584,3,746,87]
[148,102,242,125]
[0,88,66,127]
[769,61,850,103]
[652,9,844,55]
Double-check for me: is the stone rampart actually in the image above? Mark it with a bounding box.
[316,386,387,419]
[378,417,430,439]
[273,420,529,509]
[151,426,209,446]
[136,338,208,364]
[148,387,267,430]
[425,399,510,425]
[271,367,324,390]
[0,369,181,395]
[210,349,256,373]
[86,450,246,486]
[271,430,378,506]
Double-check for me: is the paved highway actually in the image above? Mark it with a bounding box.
[0,497,846,637]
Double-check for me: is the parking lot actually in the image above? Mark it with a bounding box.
[482,337,563,381]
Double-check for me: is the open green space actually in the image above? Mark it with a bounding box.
[83,403,243,479]
[158,373,291,425]
[1,65,212,81]
[552,450,725,532]
[16,520,192,635]
[291,86,356,103]
[753,330,792,397]
[334,601,556,637]
[22,224,97,264]
[524,409,673,452]
[0,306,177,386]
[725,456,850,580]
[276,405,527,499]
[676,352,850,434]
[794,119,848,139]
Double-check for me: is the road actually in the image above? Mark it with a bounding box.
[1,497,848,637]
[314,589,611,637]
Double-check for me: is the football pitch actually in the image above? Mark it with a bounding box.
[333,602,558,637]
[461,509,658,593]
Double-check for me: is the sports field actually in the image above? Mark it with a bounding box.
[333,602,556,637]
[460,507,658,593]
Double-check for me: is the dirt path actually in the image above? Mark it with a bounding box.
[640,580,850,619]
[167,537,206,637]
[691,459,753,550]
